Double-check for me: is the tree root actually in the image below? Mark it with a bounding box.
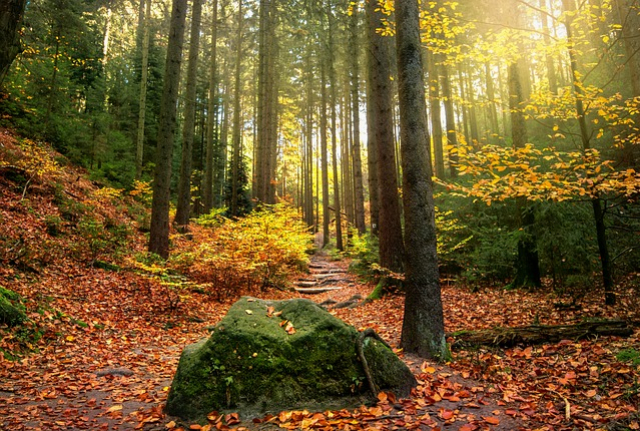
[356,328,392,398]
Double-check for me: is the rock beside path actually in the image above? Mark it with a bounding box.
[165,297,416,422]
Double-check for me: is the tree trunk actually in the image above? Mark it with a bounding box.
[427,51,445,178]
[563,0,615,305]
[440,63,458,178]
[0,0,26,85]
[320,56,330,247]
[366,0,405,272]
[135,0,152,180]
[328,9,343,250]
[349,10,366,235]
[450,320,633,349]
[203,0,218,212]
[507,59,541,289]
[175,0,203,228]
[148,0,187,259]
[396,0,448,360]
[230,0,244,217]
[365,63,380,236]
[540,0,558,94]
[256,0,278,204]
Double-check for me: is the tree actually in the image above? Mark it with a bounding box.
[229,0,245,217]
[203,0,219,213]
[366,0,404,272]
[0,0,27,85]
[175,0,204,228]
[148,0,187,258]
[348,7,366,235]
[505,2,541,289]
[135,0,151,180]
[396,0,448,359]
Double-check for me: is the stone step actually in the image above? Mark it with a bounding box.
[295,286,343,294]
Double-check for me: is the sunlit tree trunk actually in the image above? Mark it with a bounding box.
[175,0,203,228]
[396,0,447,360]
[149,0,187,258]
[427,51,445,178]
[539,0,558,94]
[320,53,330,247]
[440,63,458,178]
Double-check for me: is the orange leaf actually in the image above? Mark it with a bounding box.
[483,416,500,425]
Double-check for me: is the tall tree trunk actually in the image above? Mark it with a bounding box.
[484,62,499,139]
[506,3,541,289]
[329,8,343,251]
[540,0,558,94]
[320,54,330,247]
[366,0,405,272]
[440,63,458,178]
[427,51,445,178]
[175,0,203,227]
[0,0,27,85]
[349,9,366,235]
[135,0,152,180]
[203,0,218,212]
[148,0,187,258]
[396,0,448,360]
[563,0,615,305]
[230,0,244,217]
[366,62,380,236]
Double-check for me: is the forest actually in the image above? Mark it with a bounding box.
[1,0,640,429]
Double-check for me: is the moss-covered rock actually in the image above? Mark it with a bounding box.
[165,297,416,422]
[0,286,26,327]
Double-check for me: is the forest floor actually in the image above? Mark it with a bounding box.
[1,127,640,430]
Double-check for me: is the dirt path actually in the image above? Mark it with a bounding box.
[0,252,525,431]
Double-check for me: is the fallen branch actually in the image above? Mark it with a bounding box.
[449,320,633,349]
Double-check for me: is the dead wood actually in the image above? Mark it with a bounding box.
[449,320,633,349]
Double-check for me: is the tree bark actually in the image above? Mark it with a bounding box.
[563,0,615,305]
[175,0,203,228]
[396,0,448,360]
[427,51,445,178]
[349,9,366,235]
[366,0,405,272]
[148,0,187,259]
[320,54,330,247]
[229,0,244,217]
[450,320,633,349]
[0,0,26,85]
[203,0,219,212]
[440,63,458,178]
[328,7,343,250]
[135,0,152,180]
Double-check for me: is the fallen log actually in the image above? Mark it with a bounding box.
[449,320,633,349]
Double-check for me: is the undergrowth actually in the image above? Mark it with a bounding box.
[171,204,313,300]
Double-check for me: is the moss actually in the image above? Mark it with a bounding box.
[165,297,415,422]
[0,287,26,327]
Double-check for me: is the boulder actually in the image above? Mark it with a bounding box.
[165,297,416,422]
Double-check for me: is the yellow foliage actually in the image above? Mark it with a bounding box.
[172,204,313,300]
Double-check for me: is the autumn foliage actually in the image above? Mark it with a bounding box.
[171,204,312,300]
